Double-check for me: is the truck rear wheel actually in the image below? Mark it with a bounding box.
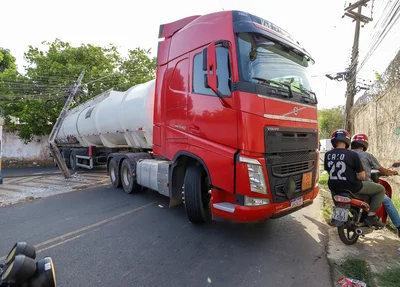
[70,150,77,170]
[120,159,142,194]
[109,159,121,188]
[183,165,211,223]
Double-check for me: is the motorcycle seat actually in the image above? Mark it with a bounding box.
[332,189,370,202]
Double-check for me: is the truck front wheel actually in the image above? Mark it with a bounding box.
[120,159,142,194]
[183,165,211,223]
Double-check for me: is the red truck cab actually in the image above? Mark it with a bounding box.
[151,10,319,223]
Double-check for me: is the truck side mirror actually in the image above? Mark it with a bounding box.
[203,42,218,95]
[202,40,231,99]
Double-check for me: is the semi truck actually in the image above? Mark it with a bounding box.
[54,10,320,223]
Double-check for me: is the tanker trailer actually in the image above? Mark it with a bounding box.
[55,79,155,170]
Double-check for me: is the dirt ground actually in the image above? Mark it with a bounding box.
[318,153,400,285]
[2,159,54,168]
[319,187,400,286]
[0,171,110,207]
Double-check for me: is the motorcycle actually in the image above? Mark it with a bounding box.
[330,162,400,245]
[0,242,56,287]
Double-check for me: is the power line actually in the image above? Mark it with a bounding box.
[0,82,68,88]
[83,73,119,85]
[357,0,400,72]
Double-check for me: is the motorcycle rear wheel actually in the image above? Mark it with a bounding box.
[337,208,359,245]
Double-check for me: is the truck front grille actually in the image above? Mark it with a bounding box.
[272,161,314,177]
[264,126,318,203]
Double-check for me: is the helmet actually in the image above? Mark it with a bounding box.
[331,129,351,148]
[351,133,369,151]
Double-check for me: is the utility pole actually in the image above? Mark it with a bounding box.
[342,0,373,133]
[48,71,85,178]
[0,118,3,184]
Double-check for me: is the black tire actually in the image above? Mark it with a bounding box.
[337,208,359,245]
[109,159,121,188]
[69,150,77,170]
[120,159,142,194]
[61,151,70,168]
[183,165,211,223]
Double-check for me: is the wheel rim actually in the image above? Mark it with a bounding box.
[110,163,116,182]
[202,176,211,210]
[70,153,76,169]
[342,209,359,242]
[122,165,130,186]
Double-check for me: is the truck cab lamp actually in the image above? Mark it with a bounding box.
[238,156,267,195]
[244,196,269,206]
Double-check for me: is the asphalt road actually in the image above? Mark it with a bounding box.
[0,186,332,287]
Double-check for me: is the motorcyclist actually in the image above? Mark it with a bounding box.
[324,129,385,228]
[351,133,400,237]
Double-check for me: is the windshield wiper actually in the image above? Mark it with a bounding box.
[295,86,318,104]
[253,77,293,98]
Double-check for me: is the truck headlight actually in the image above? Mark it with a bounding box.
[238,156,267,194]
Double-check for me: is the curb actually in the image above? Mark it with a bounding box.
[71,179,110,190]
[2,172,61,179]
[0,178,110,208]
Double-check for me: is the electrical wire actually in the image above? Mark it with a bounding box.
[357,0,400,72]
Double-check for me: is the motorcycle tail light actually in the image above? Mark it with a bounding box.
[333,195,351,203]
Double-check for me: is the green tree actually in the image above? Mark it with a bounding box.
[117,48,157,90]
[0,48,17,74]
[0,48,22,120]
[0,40,156,142]
[24,39,122,97]
[318,105,345,139]
[373,70,382,81]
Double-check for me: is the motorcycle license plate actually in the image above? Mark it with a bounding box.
[332,207,349,222]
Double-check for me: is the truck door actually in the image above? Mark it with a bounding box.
[165,57,189,144]
[187,46,237,149]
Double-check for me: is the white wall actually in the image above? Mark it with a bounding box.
[320,139,333,151]
[2,132,51,161]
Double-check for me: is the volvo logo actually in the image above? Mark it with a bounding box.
[293,107,299,115]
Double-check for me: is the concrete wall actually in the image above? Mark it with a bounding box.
[353,84,400,194]
[2,132,51,163]
[354,85,400,167]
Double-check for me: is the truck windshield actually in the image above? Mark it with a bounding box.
[236,32,316,102]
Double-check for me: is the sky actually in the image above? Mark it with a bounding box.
[1,0,399,109]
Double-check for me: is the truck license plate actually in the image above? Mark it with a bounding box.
[290,197,303,208]
[331,207,349,222]
[302,171,313,190]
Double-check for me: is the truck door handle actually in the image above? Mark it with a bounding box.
[190,126,201,134]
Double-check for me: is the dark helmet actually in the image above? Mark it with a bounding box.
[351,133,369,151]
[331,129,351,149]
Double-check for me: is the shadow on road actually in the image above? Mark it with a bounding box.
[0,186,332,287]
